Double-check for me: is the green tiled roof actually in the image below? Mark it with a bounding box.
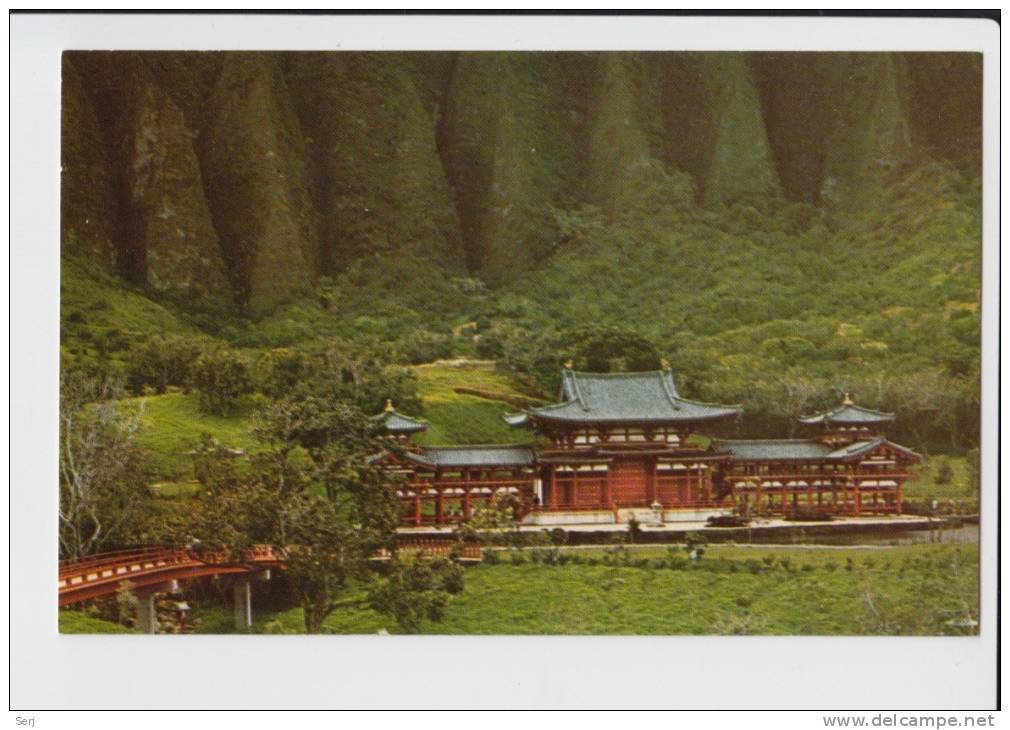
[514,369,741,426]
[827,437,921,461]
[799,403,894,425]
[714,439,832,461]
[716,436,920,463]
[373,409,429,434]
[407,445,535,468]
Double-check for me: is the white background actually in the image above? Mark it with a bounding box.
[8,12,1001,713]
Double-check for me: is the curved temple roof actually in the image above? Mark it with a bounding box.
[506,369,741,427]
[798,402,895,426]
[373,404,429,434]
[714,435,920,462]
[405,445,535,469]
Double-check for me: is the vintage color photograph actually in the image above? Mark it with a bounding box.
[58,50,981,636]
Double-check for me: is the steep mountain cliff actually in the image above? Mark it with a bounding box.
[64,53,232,310]
[61,51,981,314]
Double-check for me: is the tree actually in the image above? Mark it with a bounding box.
[59,372,150,559]
[565,325,662,374]
[189,348,252,415]
[252,348,311,400]
[179,398,462,633]
[369,553,464,633]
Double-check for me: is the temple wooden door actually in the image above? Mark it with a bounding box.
[610,459,649,505]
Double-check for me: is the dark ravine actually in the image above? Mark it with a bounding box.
[61,51,982,314]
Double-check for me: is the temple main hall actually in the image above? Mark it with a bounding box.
[378,365,920,527]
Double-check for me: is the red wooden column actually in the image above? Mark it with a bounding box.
[549,467,558,510]
[435,489,444,525]
[896,481,903,515]
[648,460,658,505]
[414,492,422,526]
[603,466,612,509]
[463,489,472,520]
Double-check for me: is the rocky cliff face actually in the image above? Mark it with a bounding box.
[61,51,981,313]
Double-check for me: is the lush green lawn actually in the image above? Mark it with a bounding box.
[412,363,540,446]
[59,610,132,634]
[903,455,977,502]
[130,391,262,481]
[181,543,977,636]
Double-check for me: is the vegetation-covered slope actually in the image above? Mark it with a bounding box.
[61,51,982,455]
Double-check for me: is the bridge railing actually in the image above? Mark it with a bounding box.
[58,547,186,578]
[59,545,281,586]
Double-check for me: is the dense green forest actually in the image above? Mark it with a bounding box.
[61,51,982,454]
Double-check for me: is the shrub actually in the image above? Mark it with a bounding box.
[397,330,454,365]
[603,546,631,566]
[935,460,954,485]
[627,517,642,543]
[190,349,252,415]
[548,528,568,546]
[126,335,205,395]
[684,532,708,549]
[482,550,501,565]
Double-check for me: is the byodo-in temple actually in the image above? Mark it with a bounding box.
[377,364,921,527]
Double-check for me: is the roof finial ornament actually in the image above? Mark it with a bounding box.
[660,357,670,370]
[564,359,574,370]
[842,392,854,406]
[384,399,395,412]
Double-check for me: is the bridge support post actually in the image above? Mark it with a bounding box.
[136,590,158,633]
[134,580,180,634]
[234,579,252,631]
[233,570,271,631]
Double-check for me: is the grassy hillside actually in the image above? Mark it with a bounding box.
[412,363,539,446]
[61,257,204,369]
[127,361,538,483]
[903,455,977,503]
[132,392,262,481]
[59,51,982,457]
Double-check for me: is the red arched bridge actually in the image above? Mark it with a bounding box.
[58,545,283,607]
[59,540,479,632]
